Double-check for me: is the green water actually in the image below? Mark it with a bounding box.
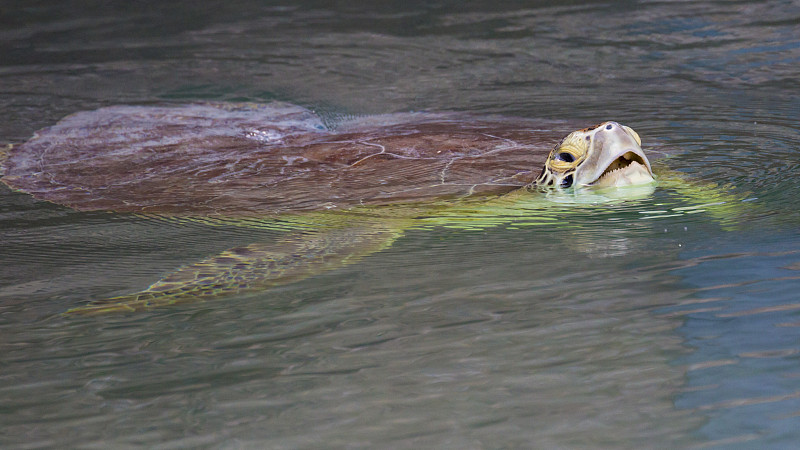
[1,1,800,448]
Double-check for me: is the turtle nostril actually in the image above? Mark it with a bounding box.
[560,174,573,188]
[606,124,613,130]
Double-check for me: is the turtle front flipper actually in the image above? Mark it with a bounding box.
[651,162,755,229]
[66,223,402,315]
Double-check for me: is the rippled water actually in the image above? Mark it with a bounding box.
[1,0,800,448]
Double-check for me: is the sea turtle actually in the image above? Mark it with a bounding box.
[1,102,659,314]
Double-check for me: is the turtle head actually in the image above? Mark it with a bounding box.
[535,121,654,190]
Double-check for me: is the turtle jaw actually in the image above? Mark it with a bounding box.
[573,122,654,189]
[586,151,653,188]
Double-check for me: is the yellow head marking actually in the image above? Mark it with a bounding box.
[546,131,590,172]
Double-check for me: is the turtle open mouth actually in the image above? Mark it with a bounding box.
[593,151,648,185]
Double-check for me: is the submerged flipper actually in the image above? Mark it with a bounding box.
[67,224,401,314]
[652,162,754,228]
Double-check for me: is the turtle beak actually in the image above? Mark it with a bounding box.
[575,122,654,188]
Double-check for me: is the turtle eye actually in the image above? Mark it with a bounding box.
[560,174,573,188]
[556,152,575,163]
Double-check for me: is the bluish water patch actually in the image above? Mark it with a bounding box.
[659,231,800,446]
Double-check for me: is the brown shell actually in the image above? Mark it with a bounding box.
[1,103,574,216]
